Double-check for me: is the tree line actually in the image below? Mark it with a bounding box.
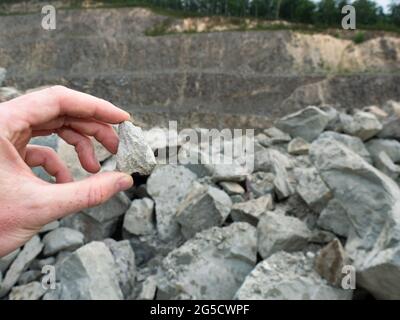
[102,0,400,27]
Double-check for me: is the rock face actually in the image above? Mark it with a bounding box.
[123,198,155,236]
[257,211,312,259]
[340,111,382,141]
[42,228,84,256]
[147,165,197,240]
[157,223,257,300]
[317,199,350,237]
[235,252,353,300]
[276,107,330,142]
[310,137,400,299]
[0,236,43,298]
[176,182,232,239]
[116,121,157,175]
[56,242,123,300]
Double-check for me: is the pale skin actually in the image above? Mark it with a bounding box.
[0,86,134,257]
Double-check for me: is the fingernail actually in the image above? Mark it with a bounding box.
[116,175,133,192]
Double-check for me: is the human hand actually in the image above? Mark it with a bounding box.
[0,86,133,257]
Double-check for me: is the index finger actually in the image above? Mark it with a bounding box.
[6,86,130,126]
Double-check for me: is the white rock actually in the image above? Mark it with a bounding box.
[340,111,382,141]
[116,121,156,175]
[123,198,155,236]
[42,227,84,256]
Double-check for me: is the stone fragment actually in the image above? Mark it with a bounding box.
[0,236,43,298]
[275,106,331,142]
[138,276,157,300]
[257,211,312,259]
[0,67,6,86]
[219,181,245,195]
[157,223,257,300]
[39,221,60,234]
[288,137,310,155]
[116,121,156,175]
[147,165,197,240]
[294,167,332,213]
[246,171,275,198]
[310,137,400,299]
[83,192,131,223]
[231,195,274,226]
[103,239,136,298]
[317,199,350,237]
[176,182,232,239]
[56,242,123,300]
[9,282,46,300]
[319,131,372,163]
[0,87,21,102]
[123,198,155,236]
[235,251,352,300]
[340,111,382,141]
[42,228,84,256]
[61,212,119,242]
[30,257,56,271]
[315,239,350,287]
[363,106,388,120]
[17,270,42,285]
[378,115,400,140]
[0,248,20,274]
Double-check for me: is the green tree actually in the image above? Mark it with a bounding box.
[352,0,379,25]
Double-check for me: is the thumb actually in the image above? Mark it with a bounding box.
[40,172,133,222]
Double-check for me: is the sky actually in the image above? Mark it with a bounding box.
[375,0,393,12]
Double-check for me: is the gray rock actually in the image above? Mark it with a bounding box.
[0,236,43,298]
[230,195,246,203]
[57,139,89,180]
[176,182,232,239]
[375,151,400,180]
[0,248,20,274]
[42,228,84,256]
[219,181,245,195]
[366,139,400,163]
[310,137,400,299]
[288,137,310,155]
[276,106,331,142]
[317,199,350,237]
[61,212,119,242]
[147,165,197,240]
[363,105,388,120]
[123,198,155,236]
[294,167,332,213]
[157,223,257,300]
[137,276,157,300]
[39,221,60,234]
[0,67,6,86]
[259,127,292,146]
[83,192,131,223]
[17,270,42,285]
[340,111,382,141]
[103,239,136,298]
[378,115,400,140]
[254,148,295,199]
[116,121,156,175]
[231,195,274,226]
[9,282,47,300]
[206,161,251,182]
[315,239,350,287]
[257,211,312,259]
[57,242,123,300]
[235,251,352,300]
[246,171,275,198]
[30,257,56,271]
[319,131,372,163]
[29,135,59,182]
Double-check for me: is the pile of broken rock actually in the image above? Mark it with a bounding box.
[1,100,400,300]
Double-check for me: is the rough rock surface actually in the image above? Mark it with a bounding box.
[310,137,400,299]
[231,195,274,226]
[317,199,350,237]
[56,242,123,300]
[123,198,155,236]
[257,211,312,259]
[0,236,43,298]
[157,223,257,300]
[276,106,331,142]
[176,182,232,239]
[116,121,157,175]
[147,165,197,240]
[9,282,46,300]
[340,111,382,141]
[235,252,353,300]
[42,228,84,256]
